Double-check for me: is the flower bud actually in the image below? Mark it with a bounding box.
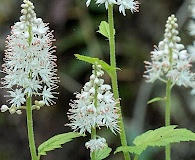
[16,110,22,115]
[1,105,9,112]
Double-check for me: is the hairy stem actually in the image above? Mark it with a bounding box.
[108,4,131,160]
[26,96,38,160]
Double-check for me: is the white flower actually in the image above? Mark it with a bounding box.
[7,89,26,107]
[85,0,140,16]
[86,0,117,8]
[67,63,119,134]
[42,86,58,106]
[117,0,140,16]
[96,0,117,9]
[86,0,91,7]
[85,137,107,152]
[1,0,59,109]
[97,101,120,134]
[68,102,97,134]
[144,15,195,88]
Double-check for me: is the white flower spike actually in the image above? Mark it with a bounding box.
[67,63,120,135]
[1,0,59,111]
[144,15,195,88]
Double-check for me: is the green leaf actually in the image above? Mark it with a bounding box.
[115,145,146,155]
[38,132,82,157]
[97,21,115,39]
[95,146,112,160]
[147,97,166,104]
[75,54,119,77]
[115,125,195,155]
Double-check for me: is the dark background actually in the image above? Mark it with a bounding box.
[1,0,195,160]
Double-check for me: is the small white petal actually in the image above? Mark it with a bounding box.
[86,0,91,7]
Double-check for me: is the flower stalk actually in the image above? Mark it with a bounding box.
[165,80,171,160]
[26,96,38,160]
[108,4,130,160]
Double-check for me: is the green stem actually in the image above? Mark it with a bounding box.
[26,96,38,160]
[108,4,131,160]
[91,128,97,160]
[134,155,139,160]
[165,80,171,160]
[91,64,99,160]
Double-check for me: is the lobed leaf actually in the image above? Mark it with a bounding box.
[95,146,112,160]
[115,125,195,155]
[38,132,82,157]
[115,145,146,155]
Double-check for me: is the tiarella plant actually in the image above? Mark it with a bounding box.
[116,14,195,160]
[144,14,195,160]
[0,1,81,160]
[1,0,58,113]
[2,0,195,160]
